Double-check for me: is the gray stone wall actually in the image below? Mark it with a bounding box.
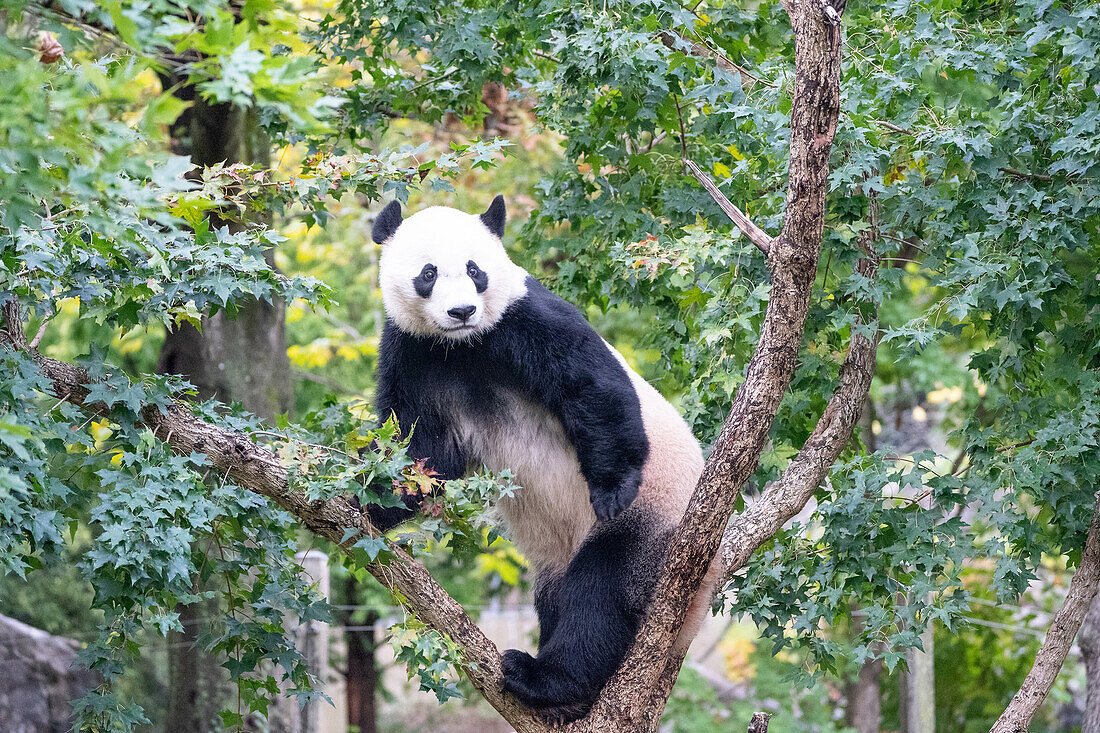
[0,614,97,732]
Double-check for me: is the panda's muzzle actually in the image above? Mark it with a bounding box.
[447,305,477,323]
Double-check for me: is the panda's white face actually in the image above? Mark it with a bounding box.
[378,205,528,341]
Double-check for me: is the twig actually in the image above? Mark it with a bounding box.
[748,712,772,733]
[990,490,1100,733]
[250,429,361,462]
[28,313,54,349]
[531,49,561,63]
[684,160,773,255]
[998,167,1052,182]
[675,95,688,174]
[874,119,914,136]
[657,31,776,89]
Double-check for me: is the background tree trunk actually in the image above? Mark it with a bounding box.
[160,91,290,730]
[845,656,883,733]
[158,95,291,419]
[898,605,935,733]
[344,573,380,733]
[1079,594,1100,733]
[845,398,883,733]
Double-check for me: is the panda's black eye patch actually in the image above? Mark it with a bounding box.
[413,264,437,298]
[467,260,488,293]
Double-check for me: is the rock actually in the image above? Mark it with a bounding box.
[0,614,98,732]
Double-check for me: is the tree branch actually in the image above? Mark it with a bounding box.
[997,166,1052,182]
[684,159,774,255]
[582,3,845,727]
[658,31,776,89]
[0,302,547,733]
[990,490,1100,733]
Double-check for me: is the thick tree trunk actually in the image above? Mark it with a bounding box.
[166,596,232,733]
[845,656,882,733]
[159,95,290,421]
[161,89,289,730]
[1079,594,1100,733]
[904,619,935,733]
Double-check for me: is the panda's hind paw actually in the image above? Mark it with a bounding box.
[590,481,639,522]
[501,649,537,694]
[500,649,592,724]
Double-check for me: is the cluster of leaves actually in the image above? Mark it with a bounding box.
[390,617,467,704]
[0,345,329,728]
[724,450,972,677]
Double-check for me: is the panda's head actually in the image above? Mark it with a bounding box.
[374,196,528,341]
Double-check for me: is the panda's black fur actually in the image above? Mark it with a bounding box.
[365,197,712,722]
[375,276,649,520]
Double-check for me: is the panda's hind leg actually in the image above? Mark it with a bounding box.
[501,505,669,723]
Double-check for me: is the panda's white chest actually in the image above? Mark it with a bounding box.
[451,390,595,571]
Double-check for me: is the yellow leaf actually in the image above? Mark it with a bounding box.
[337,345,361,362]
[712,161,731,178]
[90,420,113,443]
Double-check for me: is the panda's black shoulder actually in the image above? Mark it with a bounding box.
[487,276,637,392]
[494,276,596,343]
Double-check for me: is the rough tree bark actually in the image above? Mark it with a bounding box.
[586,3,848,726]
[158,73,291,731]
[1079,595,1100,733]
[0,1,858,730]
[989,490,1100,733]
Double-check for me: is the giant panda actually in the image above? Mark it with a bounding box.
[367,196,719,722]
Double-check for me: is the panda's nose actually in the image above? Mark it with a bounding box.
[447,305,477,322]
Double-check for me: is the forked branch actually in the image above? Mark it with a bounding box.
[584,2,846,728]
[721,256,879,583]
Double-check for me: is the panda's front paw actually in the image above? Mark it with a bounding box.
[590,469,641,521]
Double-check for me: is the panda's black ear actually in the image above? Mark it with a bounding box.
[372,200,403,244]
[480,195,506,238]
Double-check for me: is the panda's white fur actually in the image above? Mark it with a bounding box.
[372,198,717,719]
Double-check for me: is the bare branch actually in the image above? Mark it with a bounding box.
[0,313,547,733]
[998,166,1052,182]
[684,159,773,255]
[28,312,53,349]
[990,490,1100,733]
[658,31,776,89]
[584,3,845,727]
[874,119,914,136]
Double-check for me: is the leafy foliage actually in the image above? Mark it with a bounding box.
[4,0,1100,726]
